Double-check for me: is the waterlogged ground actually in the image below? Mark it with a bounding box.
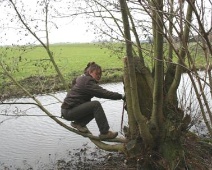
[45,147,138,170]
[1,145,138,170]
[2,141,211,170]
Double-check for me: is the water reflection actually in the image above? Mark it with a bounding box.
[0,83,126,169]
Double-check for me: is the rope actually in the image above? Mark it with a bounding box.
[120,101,125,133]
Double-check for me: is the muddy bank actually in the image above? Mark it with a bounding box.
[1,145,138,170]
[0,68,123,101]
[55,148,137,170]
[54,137,212,170]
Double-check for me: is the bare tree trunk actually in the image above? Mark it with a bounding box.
[150,0,165,132]
[166,0,194,105]
[119,0,153,148]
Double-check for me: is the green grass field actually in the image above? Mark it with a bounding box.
[0,42,210,86]
[0,43,124,84]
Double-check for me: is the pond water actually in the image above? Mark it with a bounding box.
[0,83,127,169]
[0,77,210,169]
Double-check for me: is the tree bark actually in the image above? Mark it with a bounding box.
[119,0,154,148]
